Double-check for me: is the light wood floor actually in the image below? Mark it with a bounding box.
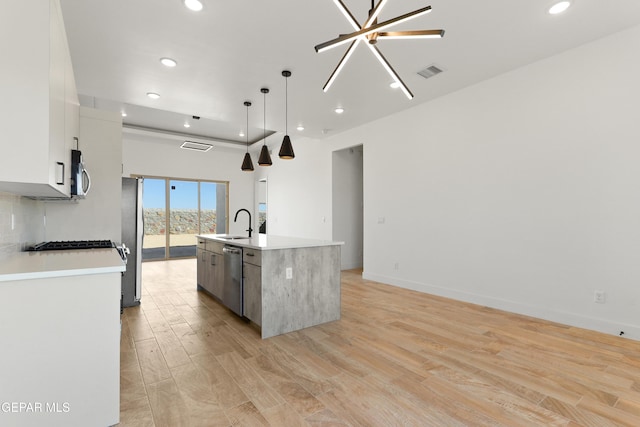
[120,259,640,426]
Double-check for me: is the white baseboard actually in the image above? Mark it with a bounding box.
[362,272,640,341]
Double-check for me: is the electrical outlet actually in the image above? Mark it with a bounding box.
[594,290,606,304]
[286,267,293,279]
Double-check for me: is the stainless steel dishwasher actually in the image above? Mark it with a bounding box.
[222,245,243,316]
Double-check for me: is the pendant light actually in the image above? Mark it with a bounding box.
[279,70,295,159]
[241,101,254,171]
[258,88,272,166]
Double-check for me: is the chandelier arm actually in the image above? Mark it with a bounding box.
[377,29,445,39]
[366,44,413,99]
[333,0,361,30]
[323,39,361,92]
[315,6,432,52]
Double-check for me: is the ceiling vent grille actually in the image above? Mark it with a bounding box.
[180,141,212,152]
[417,65,443,80]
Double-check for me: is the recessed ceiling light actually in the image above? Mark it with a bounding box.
[160,57,177,67]
[147,92,160,100]
[239,131,245,137]
[548,1,571,14]
[335,107,344,114]
[390,81,401,89]
[121,112,127,117]
[296,125,305,131]
[184,122,191,128]
[183,0,203,12]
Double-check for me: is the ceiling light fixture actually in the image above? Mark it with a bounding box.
[181,141,212,152]
[184,122,190,128]
[183,0,203,12]
[297,125,305,131]
[390,81,401,89]
[279,70,295,160]
[241,101,254,171]
[316,0,444,99]
[146,92,160,99]
[335,107,345,114]
[548,1,571,14]
[258,88,272,166]
[239,131,245,137]
[121,111,127,117]
[160,57,177,67]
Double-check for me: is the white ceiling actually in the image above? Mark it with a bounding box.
[59,0,640,148]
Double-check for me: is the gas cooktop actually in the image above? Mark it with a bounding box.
[28,240,115,251]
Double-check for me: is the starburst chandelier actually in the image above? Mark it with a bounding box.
[315,0,445,99]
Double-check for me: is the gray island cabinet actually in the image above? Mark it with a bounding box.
[197,234,343,338]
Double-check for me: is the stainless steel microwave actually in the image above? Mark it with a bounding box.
[70,149,91,198]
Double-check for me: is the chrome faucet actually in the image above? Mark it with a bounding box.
[234,209,253,238]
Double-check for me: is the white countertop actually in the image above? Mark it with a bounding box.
[0,248,126,282]
[197,234,344,250]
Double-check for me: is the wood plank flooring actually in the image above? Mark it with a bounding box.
[119,259,640,426]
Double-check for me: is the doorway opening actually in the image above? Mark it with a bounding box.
[332,145,364,270]
[136,176,229,261]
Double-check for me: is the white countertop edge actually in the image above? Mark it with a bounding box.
[197,234,344,250]
[0,249,126,283]
[0,265,126,282]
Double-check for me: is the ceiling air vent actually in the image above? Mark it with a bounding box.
[417,64,444,80]
[180,141,212,152]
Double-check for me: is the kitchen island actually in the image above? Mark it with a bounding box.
[0,249,125,427]
[197,234,342,338]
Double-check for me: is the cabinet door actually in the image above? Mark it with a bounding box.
[196,247,206,288]
[0,0,75,197]
[48,0,69,195]
[211,252,224,300]
[243,263,262,325]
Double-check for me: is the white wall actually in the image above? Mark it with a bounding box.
[311,24,640,339]
[253,138,333,240]
[332,146,363,269]
[45,107,123,242]
[122,133,255,236]
[0,193,45,257]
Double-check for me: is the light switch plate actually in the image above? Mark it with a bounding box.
[286,267,293,279]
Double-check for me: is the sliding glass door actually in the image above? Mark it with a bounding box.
[141,178,166,260]
[140,176,228,261]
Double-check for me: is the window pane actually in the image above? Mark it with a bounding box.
[169,180,198,258]
[142,178,166,260]
[200,182,218,234]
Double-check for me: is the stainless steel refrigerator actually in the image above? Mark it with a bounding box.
[121,177,143,307]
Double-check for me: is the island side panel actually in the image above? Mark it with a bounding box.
[261,245,341,338]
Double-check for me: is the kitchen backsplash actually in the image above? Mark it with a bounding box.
[0,192,45,259]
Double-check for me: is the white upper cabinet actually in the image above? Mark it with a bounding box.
[0,0,79,198]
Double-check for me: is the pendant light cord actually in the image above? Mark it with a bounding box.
[246,103,249,153]
[263,91,266,146]
[285,75,288,135]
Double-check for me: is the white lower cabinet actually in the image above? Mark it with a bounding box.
[0,273,121,427]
